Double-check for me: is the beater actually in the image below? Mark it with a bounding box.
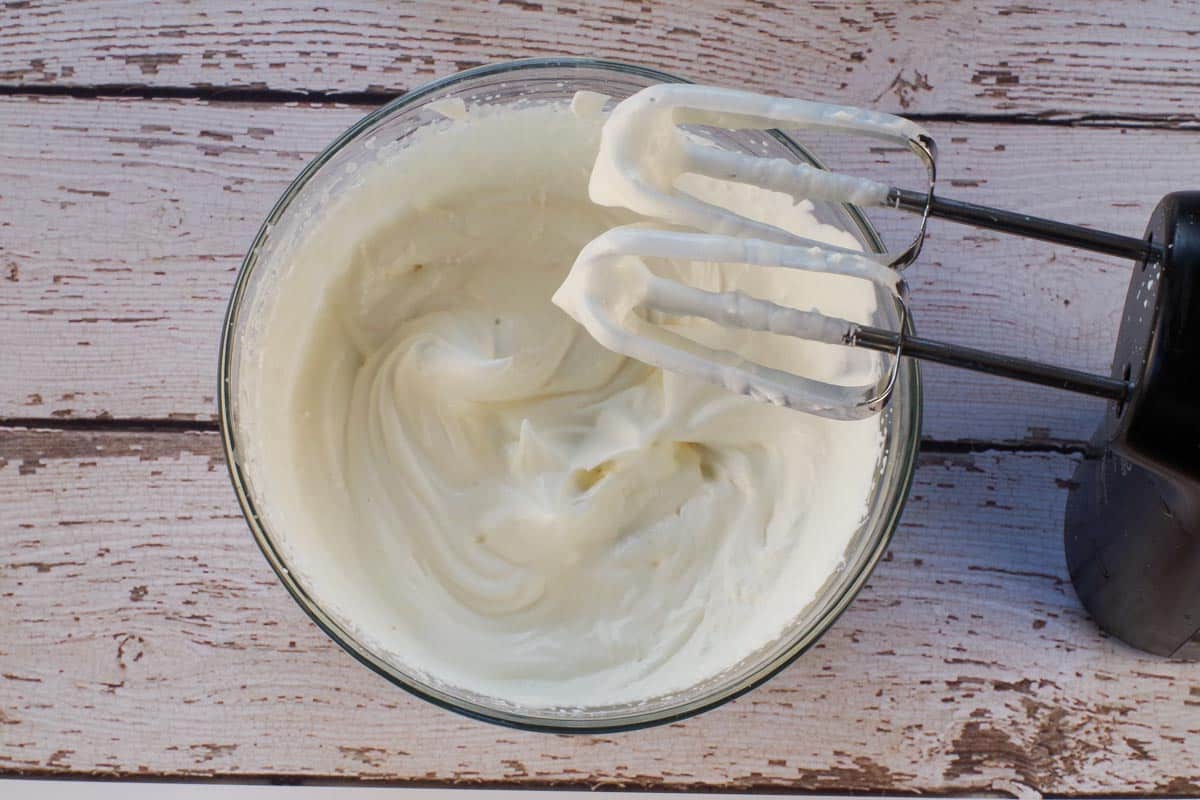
[553,84,1200,658]
[555,84,1147,419]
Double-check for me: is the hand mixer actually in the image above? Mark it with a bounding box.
[554,84,1200,659]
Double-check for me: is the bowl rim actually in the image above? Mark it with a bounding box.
[217,55,923,734]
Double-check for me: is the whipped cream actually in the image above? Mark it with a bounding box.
[237,97,885,708]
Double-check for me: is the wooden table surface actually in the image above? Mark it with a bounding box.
[3,1,1199,794]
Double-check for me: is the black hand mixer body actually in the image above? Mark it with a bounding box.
[1065,192,1200,659]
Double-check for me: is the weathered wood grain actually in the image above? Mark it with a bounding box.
[5,94,1189,441]
[5,1,1198,793]
[2,426,1198,793]
[2,1,1199,122]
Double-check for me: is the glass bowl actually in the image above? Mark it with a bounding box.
[219,57,922,732]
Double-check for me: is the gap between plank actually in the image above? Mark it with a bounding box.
[0,774,1054,798]
[2,83,1198,130]
[0,417,219,434]
[0,417,1087,455]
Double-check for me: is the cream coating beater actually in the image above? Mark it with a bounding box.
[553,84,1150,420]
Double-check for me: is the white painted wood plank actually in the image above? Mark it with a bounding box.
[4,95,1184,441]
[2,427,1198,793]
[0,95,327,424]
[2,1,1198,121]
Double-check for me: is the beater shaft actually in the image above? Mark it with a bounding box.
[850,324,1130,402]
[889,188,1161,263]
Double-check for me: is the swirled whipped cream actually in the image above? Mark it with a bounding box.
[238,96,884,707]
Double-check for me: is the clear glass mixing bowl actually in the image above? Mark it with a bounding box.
[219,57,922,732]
